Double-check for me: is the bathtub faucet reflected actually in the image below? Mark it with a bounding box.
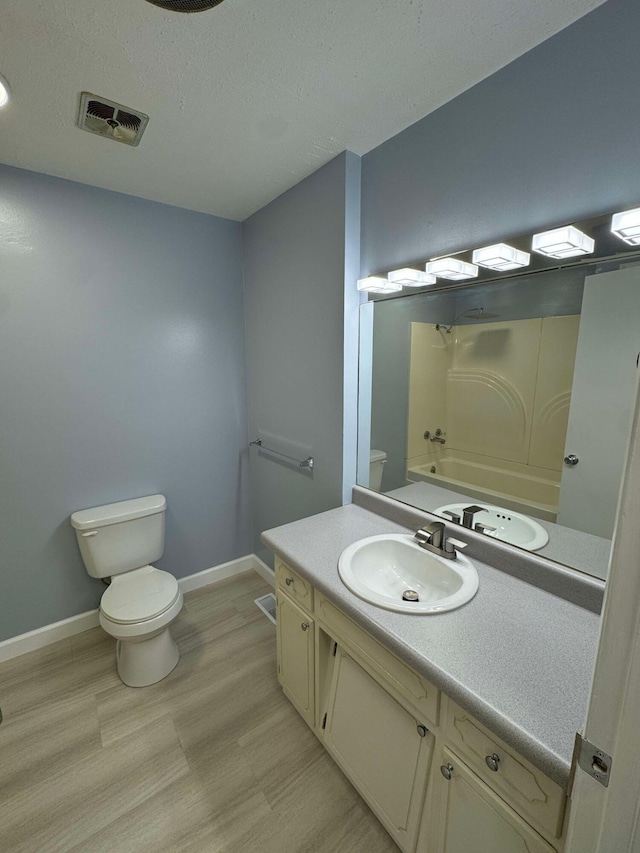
[424,428,446,445]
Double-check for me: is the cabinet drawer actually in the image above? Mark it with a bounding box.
[445,701,566,839]
[276,559,313,614]
[316,592,439,726]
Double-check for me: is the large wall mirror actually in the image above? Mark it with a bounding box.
[357,215,640,581]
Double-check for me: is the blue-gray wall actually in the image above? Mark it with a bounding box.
[242,152,361,562]
[0,165,249,641]
[361,0,640,274]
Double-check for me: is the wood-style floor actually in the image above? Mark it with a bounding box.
[0,571,398,852]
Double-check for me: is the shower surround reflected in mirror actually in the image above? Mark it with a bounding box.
[358,260,640,581]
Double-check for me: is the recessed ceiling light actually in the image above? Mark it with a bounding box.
[472,243,530,271]
[0,73,10,107]
[532,225,594,259]
[426,258,478,281]
[388,268,437,287]
[356,276,402,294]
[611,207,640,246]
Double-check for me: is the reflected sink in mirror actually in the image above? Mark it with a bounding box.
[338,534,479,614]
[433,504,549,551]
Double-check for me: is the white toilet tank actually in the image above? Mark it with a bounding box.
[369,449,387,491]
[71,495,166,579]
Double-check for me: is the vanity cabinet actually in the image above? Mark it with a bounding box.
[426,748,557,853]
[444,701,565,839]
[274,558,567,853]
[323,645,434,851]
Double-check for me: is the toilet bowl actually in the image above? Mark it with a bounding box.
[71,495,183,687]
[100,564,183,687]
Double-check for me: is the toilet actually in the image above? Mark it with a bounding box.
[369,449,387,491]
[71,494,183,688]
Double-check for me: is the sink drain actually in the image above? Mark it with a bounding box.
[402,589,420,602]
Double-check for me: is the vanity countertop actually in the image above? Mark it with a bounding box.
[262,501,601,787]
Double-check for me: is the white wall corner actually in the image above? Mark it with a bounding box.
[342,150,363,505]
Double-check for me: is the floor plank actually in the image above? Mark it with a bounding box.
[0,571,399,852]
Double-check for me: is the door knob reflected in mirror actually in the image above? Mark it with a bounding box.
[564,454,579,466]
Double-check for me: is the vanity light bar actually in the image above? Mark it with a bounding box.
[472,243,530,271]
[532,225,594,259]
[0,73,9,108]
[356,276,402,294]
[611,207,640,246]
[388,268,437,287]
[426,258,478,281]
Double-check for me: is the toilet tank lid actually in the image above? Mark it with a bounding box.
[71,495,166,530]
[370,449,387,463]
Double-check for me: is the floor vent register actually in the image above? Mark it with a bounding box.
[254,593,277,625]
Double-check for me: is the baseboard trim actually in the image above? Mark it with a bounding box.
[0,610,101,664]
[252,555,276,588]
[0,553,275,663]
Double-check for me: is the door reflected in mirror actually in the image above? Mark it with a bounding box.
[359,261,640,581]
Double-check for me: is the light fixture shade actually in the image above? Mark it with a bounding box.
[426,258,478,281]
[532,226,594,259]
[356,276,402,294]
[472,243,530,271]
[0,73,9,107]
[388,268,437,287]
[611,208,640,246]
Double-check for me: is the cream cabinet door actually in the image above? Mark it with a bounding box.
[428,748,557,853]
[323,646,434,853]
[276,592,314,726]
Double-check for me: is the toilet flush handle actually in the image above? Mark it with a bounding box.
[81,530,98,538]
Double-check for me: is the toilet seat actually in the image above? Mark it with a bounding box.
[101,565,180,624]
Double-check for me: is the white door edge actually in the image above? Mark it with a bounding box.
[565,367,640,852]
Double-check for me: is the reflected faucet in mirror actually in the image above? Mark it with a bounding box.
[424,428,446,444]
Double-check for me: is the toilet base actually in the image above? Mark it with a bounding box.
[116,627,180,687]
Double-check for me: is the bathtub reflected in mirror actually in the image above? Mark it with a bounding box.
[358,259,640,581]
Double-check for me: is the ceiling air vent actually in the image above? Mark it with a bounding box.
[77,93,149,147]
[144,0,225,11]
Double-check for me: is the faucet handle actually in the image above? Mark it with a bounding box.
[442,510,461,524]
[475,523,497,535]
[446,537,468,552]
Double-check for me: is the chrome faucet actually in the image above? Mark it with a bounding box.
[414,522,467,561]
[424,428,446,444]
[462,505,486,529]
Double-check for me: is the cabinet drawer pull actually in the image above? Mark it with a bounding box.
[416,724,428,738]
[485,753,501,772]
[440,763,454,781]
[285,577,294,586]
[301,622,310,631]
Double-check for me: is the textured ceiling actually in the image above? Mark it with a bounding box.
[0,0,604,220]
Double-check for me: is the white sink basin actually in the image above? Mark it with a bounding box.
[433,504,549,551]
[338,534,479,614]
